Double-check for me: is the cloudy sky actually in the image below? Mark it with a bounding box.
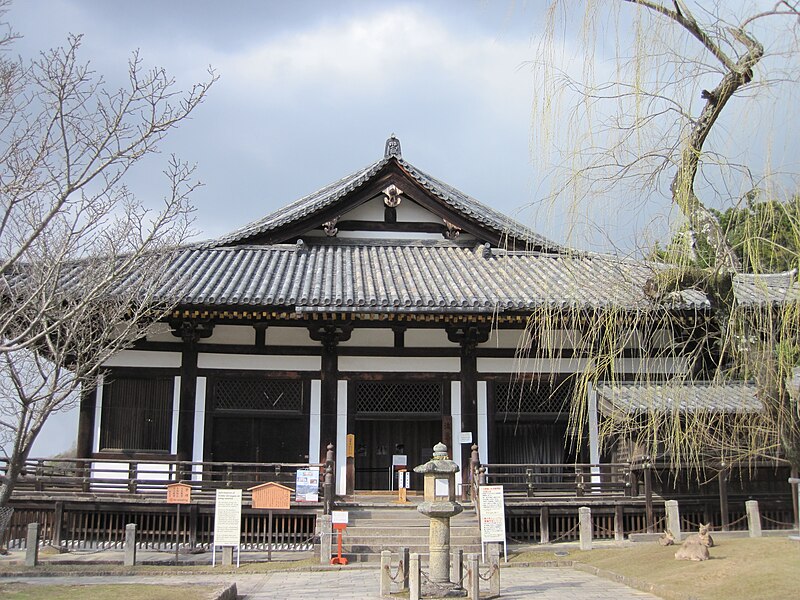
[9,0,575,247]
[7,0,798,455]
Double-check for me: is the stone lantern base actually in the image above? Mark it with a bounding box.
[421,582,467,598]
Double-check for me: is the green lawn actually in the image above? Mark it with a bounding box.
[0,583,223,600]
[513,537,799,600]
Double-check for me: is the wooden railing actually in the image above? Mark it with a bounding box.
[474,462,632,499]
[1,454,335,511]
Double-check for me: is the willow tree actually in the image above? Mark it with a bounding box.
[530,1,800,476]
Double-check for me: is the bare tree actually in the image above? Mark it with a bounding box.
[0,2,216,507]
[530,1,800,475]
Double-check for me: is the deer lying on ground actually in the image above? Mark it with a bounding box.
[674,524,714,561]
[658,530,675,546]
[684,523,714,547]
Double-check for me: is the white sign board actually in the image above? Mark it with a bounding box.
[397,471,411,489]
[331,510,349,525]
[392,454,408,466]
[479,485,507,563]
[460,431,473,444]
[295,468,319,502]
[213,488,242,547]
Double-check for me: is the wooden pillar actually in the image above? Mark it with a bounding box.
[446,325,489,489]
[644,459,654,533]
[76,387,97,459]
[309,322,352,462]
[718,466,730,531]
[171,320,214,464]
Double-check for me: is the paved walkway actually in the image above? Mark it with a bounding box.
[2,566,660,599]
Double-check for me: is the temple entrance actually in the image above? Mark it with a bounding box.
[354,418,440,491]
[350,380,446,491]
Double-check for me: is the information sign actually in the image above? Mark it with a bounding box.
[460,431,473,444]
[295,468,319,502]
[213,488,242,547]
[331,510,349,525]
[478,485,507,562]
[166,483,191,504]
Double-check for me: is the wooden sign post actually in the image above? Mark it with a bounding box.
[249,482,292,562]
[166,483,192,565]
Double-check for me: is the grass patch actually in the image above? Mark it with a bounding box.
[514,537,799,600]
[0,583,223,600]
[0,556,318,576]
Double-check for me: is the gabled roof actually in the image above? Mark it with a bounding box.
[209,136,563,252]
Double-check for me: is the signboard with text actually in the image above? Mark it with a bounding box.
[478,485,506,543]
[213,488,242,547]
[295,468,319,502]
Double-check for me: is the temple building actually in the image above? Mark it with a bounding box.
[76,135,798,496]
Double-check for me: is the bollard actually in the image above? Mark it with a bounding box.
[451,548,463,586]
[746,500,762,538]
[410,552,421,600]
[489,542,501,597]
[467,553,480,600]
[380,550,392,597]
[25,523,39,567]
[400,546,410,591]
[578,506,593,551]
[123,523,137,567]
[318,515,332,565]
[665,500,682,542]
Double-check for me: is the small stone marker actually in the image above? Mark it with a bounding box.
[665,500,682,542]
[124,523,137,566]
[25,523,39,567]
[746,500,762,537]
[578,506,593,551]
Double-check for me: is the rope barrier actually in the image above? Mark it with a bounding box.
[728,514,748,527]
[478,563,499,581]
[549,523,579,543]
[761,515,795,527]
[385,559,405,583]
[625,515,666,535]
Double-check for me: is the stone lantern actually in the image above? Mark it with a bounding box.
[414,442,464,594]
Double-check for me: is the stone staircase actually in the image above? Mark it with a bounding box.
[331,499,482,563]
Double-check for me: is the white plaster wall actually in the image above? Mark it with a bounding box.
[336,381,348,496]
[171,377,181,455]
[339,356,458,372]
[93,374,104,453]
[266,326,318,347]
[199,325,254,345]
[197,353,321,371]
[405,329,453,348]
[309,380,321,464]
[339,197,386,221]
[103,350,181,369]
[614,357,687,375]
[477,356,590,374]
[193,377,207,475]
[538,329,583,350]
[146,323,176,343]
[477,381,488,464]
[482,329,531,349]
[450,381,462,475]
[339,329,393,347]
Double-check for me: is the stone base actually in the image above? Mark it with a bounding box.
[421,582,466,598]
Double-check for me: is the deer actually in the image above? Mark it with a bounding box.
[658,529,675,546]
[684,523,714,548]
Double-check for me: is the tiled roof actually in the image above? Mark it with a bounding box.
[596,382,762,414]
[152,240,691,312]
[209,156,561,251]
[732,270,800,306]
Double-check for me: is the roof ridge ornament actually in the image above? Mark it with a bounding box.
[384,134,401,158]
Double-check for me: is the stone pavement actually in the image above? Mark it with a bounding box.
[1,565,660,599]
